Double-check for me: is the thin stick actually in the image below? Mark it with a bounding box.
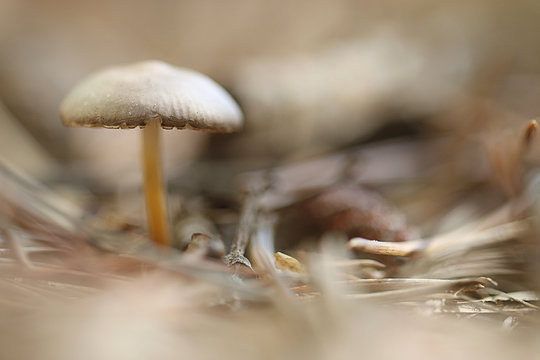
[142,120,170,246]
[224,180,270,268]
[348,238,424,256]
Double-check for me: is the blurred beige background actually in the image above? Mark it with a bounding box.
[1,0,540,185]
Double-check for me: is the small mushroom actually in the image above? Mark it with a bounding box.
[60,60,243,246]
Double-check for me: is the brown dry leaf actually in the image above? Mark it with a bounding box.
[304,184,417,242]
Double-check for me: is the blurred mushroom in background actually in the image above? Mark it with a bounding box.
[0,0,540,202]
[1,2,540,359]
[1,0,540,187]
[227,31,473,158]
[0,0,361,180]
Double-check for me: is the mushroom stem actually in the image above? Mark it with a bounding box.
[142,119,171,246]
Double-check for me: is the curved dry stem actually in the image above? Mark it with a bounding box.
[142,120,171,246]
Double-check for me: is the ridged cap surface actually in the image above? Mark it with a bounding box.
[60,61,243,132]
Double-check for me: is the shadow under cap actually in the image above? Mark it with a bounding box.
[60,60,244,132]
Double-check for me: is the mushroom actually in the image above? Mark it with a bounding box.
[60,60,243,246]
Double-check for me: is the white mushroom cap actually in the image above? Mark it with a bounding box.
[60,60,243,132]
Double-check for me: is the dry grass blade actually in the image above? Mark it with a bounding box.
[480,289,539,310]
[340,277,496,293]
[349,208,528,259]
[424,220,529,258]
[331,258,385,267]
[344,284,479,303]
[1,228,33,269]
[481,291,538,303]
[0,160,278,304]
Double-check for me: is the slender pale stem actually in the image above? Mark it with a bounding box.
[142,120,170,246]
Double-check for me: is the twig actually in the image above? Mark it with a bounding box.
[349,238,425,256]
[239,140,437,211]
[349,197,529,258]
[224,178,271,268]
